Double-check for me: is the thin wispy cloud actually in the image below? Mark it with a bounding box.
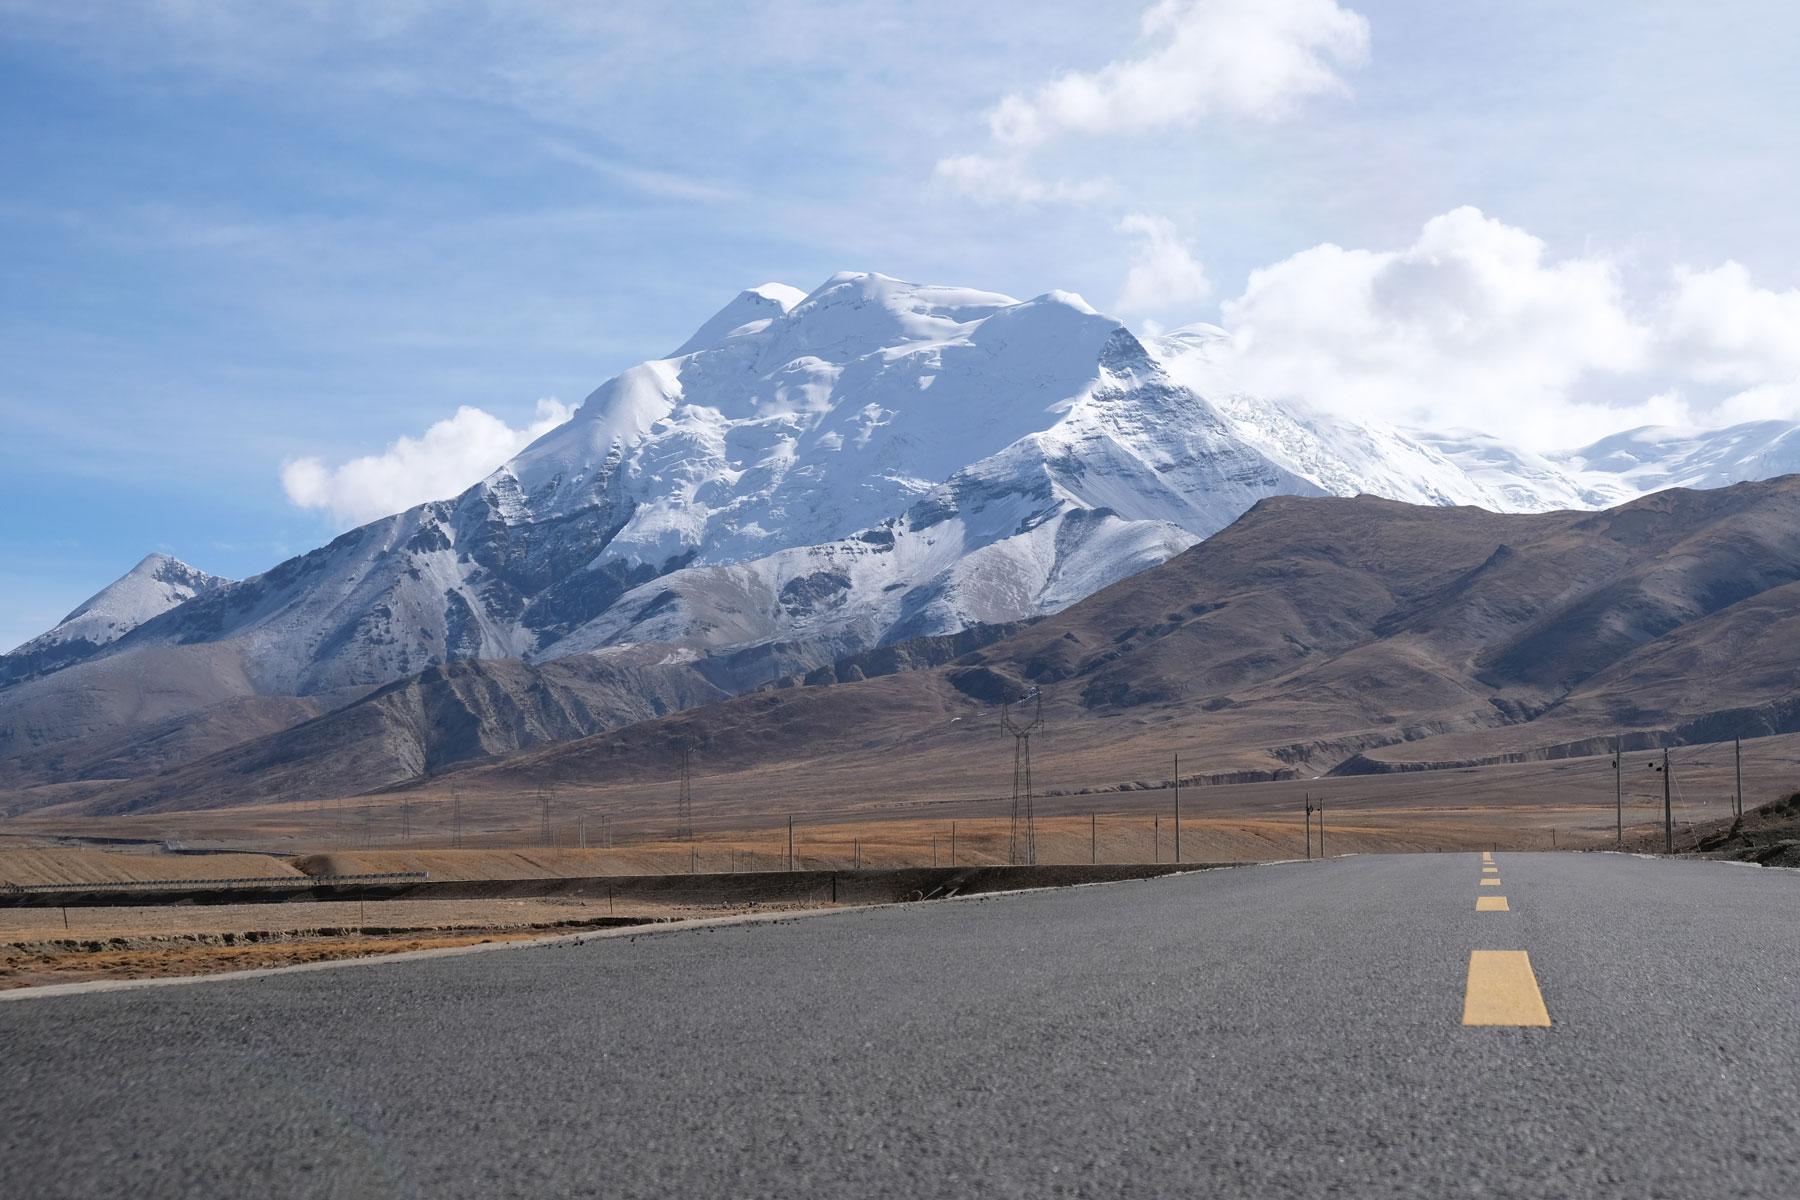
[930,155,1115,208]
[1115,212,1212,313]
[933,0,1372,319]
[540,142,741,204]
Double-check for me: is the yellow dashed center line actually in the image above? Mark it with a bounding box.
[1462,950,1551,1026]
[1476,895,1509,911]
[1481,877,1501,886]
[1482,866,1498,873]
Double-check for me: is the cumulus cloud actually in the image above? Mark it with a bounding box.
[1207,207,1654,444]
[990,0,1370,147]
[1182,207,1800,447]
[282,398,574,526]
[1663,261,1800,388]
[1114,212,1212,313]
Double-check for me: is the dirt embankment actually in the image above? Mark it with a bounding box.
[0,863,1206,990]
[0,929,574,991]
[1659,792,1800,867]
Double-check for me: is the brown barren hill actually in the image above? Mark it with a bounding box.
[46,476,1800,824]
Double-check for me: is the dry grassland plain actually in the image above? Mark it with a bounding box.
[4,733,1793,989]
[7,731,1791,866]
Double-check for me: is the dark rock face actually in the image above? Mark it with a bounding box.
[779,571,853,615]
[0,637,105,691]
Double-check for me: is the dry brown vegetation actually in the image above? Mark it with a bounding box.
[1,931,553,991]
[8,724,1785,868]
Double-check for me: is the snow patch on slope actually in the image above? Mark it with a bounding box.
[1551,421,1800,494]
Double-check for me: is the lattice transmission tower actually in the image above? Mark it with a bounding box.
[1002,690,1045,865]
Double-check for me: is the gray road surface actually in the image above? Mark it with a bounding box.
[3,852,1798,1198]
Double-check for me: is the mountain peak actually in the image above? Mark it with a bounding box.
[60,554,227,628]
[671,282,807,357]
[1,551,230,681]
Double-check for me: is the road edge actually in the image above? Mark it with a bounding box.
[1,864,1246,1002]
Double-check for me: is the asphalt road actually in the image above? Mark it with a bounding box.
[3,852,1798,1198]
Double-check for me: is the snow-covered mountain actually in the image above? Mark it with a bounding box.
[9,273,1800,718]
[1550,421,1800,494]
[0,554,229,687]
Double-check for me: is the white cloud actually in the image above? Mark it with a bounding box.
[1114,212,1211,313]
[282,397,574,526]
[989,0,1370,147]
[1194,207,1800,447]
[1663,261,1800,388]
[933,0,1368,213]
[1213,207,1654,444]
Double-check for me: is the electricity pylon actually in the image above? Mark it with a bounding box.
[1002,690,1045,866]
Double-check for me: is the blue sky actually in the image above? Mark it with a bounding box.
[3,0,1798,651]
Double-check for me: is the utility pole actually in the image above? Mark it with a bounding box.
[1001,691,1045,866]
[1154,813,1159,864]
[675,746,694,842]
[539,785,553,849]
[451,786,464,850]
[1614,736,1623,848]
[1173,752,1181,864]
[1318,800,1326,858]
[1663,748,1673,854]
[1735,736,1743,818]
[1304,793,1313,859]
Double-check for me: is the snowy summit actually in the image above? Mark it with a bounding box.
[7,272,1800,703]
